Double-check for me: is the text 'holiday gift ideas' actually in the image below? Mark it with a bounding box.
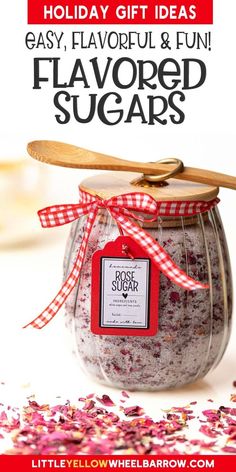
[25,1,213,126]
[28,1,213,24]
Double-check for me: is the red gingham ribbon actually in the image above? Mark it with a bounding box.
[23,190,219,329]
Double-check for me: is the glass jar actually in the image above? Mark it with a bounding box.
[63,173,233,391]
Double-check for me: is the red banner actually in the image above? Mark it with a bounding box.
[28,1,213,25]
[0,455,236,471]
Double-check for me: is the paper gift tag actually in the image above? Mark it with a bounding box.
[91,236,159,336]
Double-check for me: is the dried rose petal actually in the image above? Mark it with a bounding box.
[28,400,49,411]
[222,446,236,453]
[121,391,130,399]
[82,400,95,411]
[230,394,236,402]
[199,425,219,438]
[190,439,216,449]
[202,409,220,422]
[123,406,145,417]
[96,395,115,407]
[224,426,236,440]
[219,406,231,414]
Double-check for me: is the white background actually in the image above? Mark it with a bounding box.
[0,0,236,449]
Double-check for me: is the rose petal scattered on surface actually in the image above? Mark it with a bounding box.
[96,395,115,407]
[202,410,221,423]
[222,446,236,453]
[121,391,130,399]
[82,400,95,411]
[1,385,236,455]
[230,394,236,403]
[199,425,219,438]
[190,439,217,450]
[123,406,145,417]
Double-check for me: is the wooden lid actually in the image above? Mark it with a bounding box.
[80,172,219,202]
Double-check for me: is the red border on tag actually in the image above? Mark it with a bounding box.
[91,236,159,336]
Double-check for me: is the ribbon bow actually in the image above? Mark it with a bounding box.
[24,190,219,329]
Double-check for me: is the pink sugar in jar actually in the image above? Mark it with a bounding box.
[63,173,233,391]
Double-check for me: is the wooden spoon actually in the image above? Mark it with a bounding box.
[27,140,236,190]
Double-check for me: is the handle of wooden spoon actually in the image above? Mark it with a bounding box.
[173,166,236,190]
[27,140,236,191]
